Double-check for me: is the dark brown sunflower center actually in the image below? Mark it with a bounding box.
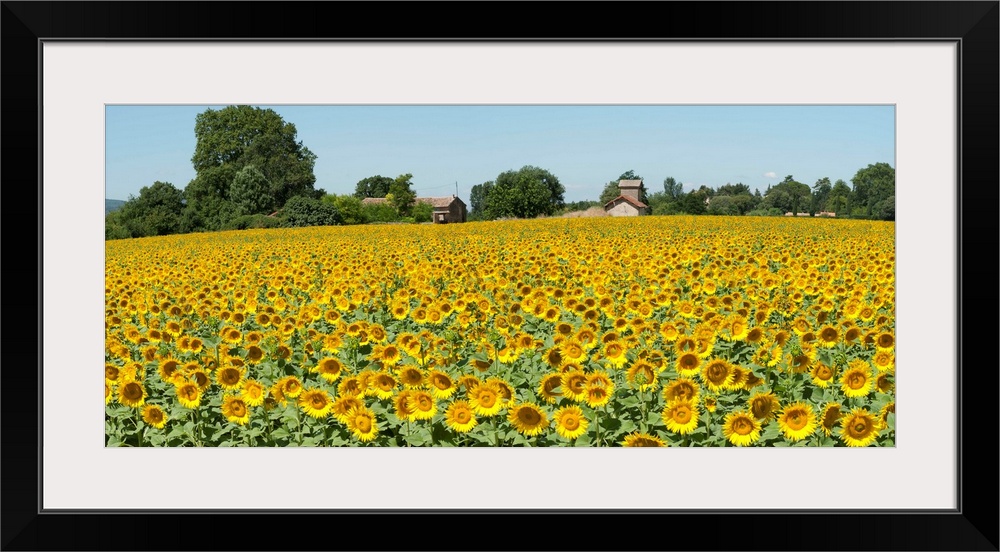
[733,418,753,435]
[673,406,691,422]
[123,383,142,400]
[848,374,866,389]
[786,412,807,430]
[817,366,832,380]
[562,416,579,430]
[518,408,541,425]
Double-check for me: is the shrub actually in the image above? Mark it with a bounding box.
[282,195,342,228]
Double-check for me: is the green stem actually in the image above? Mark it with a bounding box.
[406,419,412,447]
[296,406,303,446]
[595,407,601,447]
[494,418,500,447]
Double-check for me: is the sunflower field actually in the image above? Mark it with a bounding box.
[105,216,895,447]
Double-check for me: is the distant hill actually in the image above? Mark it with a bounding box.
[106,199,126,215]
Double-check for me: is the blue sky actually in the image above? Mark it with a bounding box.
[106,105,894,205]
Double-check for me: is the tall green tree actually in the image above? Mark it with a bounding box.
[850,162,895,219]
[482,166,564,220]
[663,176,683,199]
[764,175,811,215]
[811,177,832,213]
[827,179,851,216]
[110,181,185,238]
[185,105,318,230]
[354,175,396,199]
[387,173,417,217]
[469,181,494,219]
[230,165,272,215]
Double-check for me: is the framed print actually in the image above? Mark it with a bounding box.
[3,1,997,550]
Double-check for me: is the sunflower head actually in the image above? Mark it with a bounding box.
[747,391,780,422]
[838,407,880,447]
[722,410,762,446]
[662,399,699,435]
[508,403,549,437]
[553,405,588,440]
[141,404,168,429]
[777,402,817,442]
[622,432,666,447]
[221,394,251,425]
[537,372,563,404]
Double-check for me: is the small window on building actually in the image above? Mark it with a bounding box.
[438,214,445,222]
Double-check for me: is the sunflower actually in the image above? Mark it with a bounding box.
[175,381,201,409]
[370,372,398,400]
[814,325,838,349]
[407,390,438,421]
[118,381,146,408]
[838,407,880,447]
[241,379,267,407]
[602,340,629,369]
[872,350,895,373]
[622,432,666,447]
[561,370,589,402]
[701,358,733,393]
[468,383,504,417]
[662,399,699,435]
[485,377,515,405]
[840,360,873,398]
[722,410,762,446]
[221,394,251,425]
[337,376,365,397]
[141,404,168,429]
[703,394,718,413]
[105,382,114,405]
[776,402,817,441]
[397,366,425,388]
[275,375,303,398]
[875,331,895,352]
[875,372,894,394]
[663,378,700,403]
[537,372,563,404]
[105,363,122,385]
[345,406,379,442]
[508,403,549,437]
[216,366,244,391]
[626,360,658,391]
[158,357,182,383]
[553,405,588,440]
[587,371,615,391]
[878,402,895,429]
[810,362,836,388]
[560,339,587,363]
[819,403,842,437]
[298,388,333,419]
[245,345,265,364]
[316,357,345,383]
[585,385,611,409]
[675,352,701,377]
[457,374,482,393]
[334,395,367,424]
[747,391,781,422]
[726,364,750,391]
[444,400,478,433]
[220,326,242,345]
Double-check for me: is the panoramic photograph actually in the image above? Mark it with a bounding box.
[104,104,896,447]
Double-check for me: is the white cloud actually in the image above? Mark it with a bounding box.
[763,171,777,178]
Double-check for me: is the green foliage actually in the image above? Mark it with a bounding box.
[480,165,564,220]
[469,181,494,218]
[354,175,395,199]
[412,201,433,223]
[186,105,319,231]
[850,162,895,220]
[763,175,812,214]
[108,181,185,238]
[662,176,683,199]
[388,173,417,216]
[361,201,399,223]
[222,213,283,230]
[281,196,341,227]
[229,165,272,216]
[324,194,367,225]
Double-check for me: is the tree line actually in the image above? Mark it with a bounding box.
[106,105,894,240]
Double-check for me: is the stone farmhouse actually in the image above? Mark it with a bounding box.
[362,195,467,223]
[604,179,649,216]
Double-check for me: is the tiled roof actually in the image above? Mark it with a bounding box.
[361,196,464,209]
[604,195,648,209]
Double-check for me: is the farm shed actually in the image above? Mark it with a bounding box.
[604,179,649,216]
[604,195,649,216]
[362,195,467,223]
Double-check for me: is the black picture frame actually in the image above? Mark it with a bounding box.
[3,2,997,550]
